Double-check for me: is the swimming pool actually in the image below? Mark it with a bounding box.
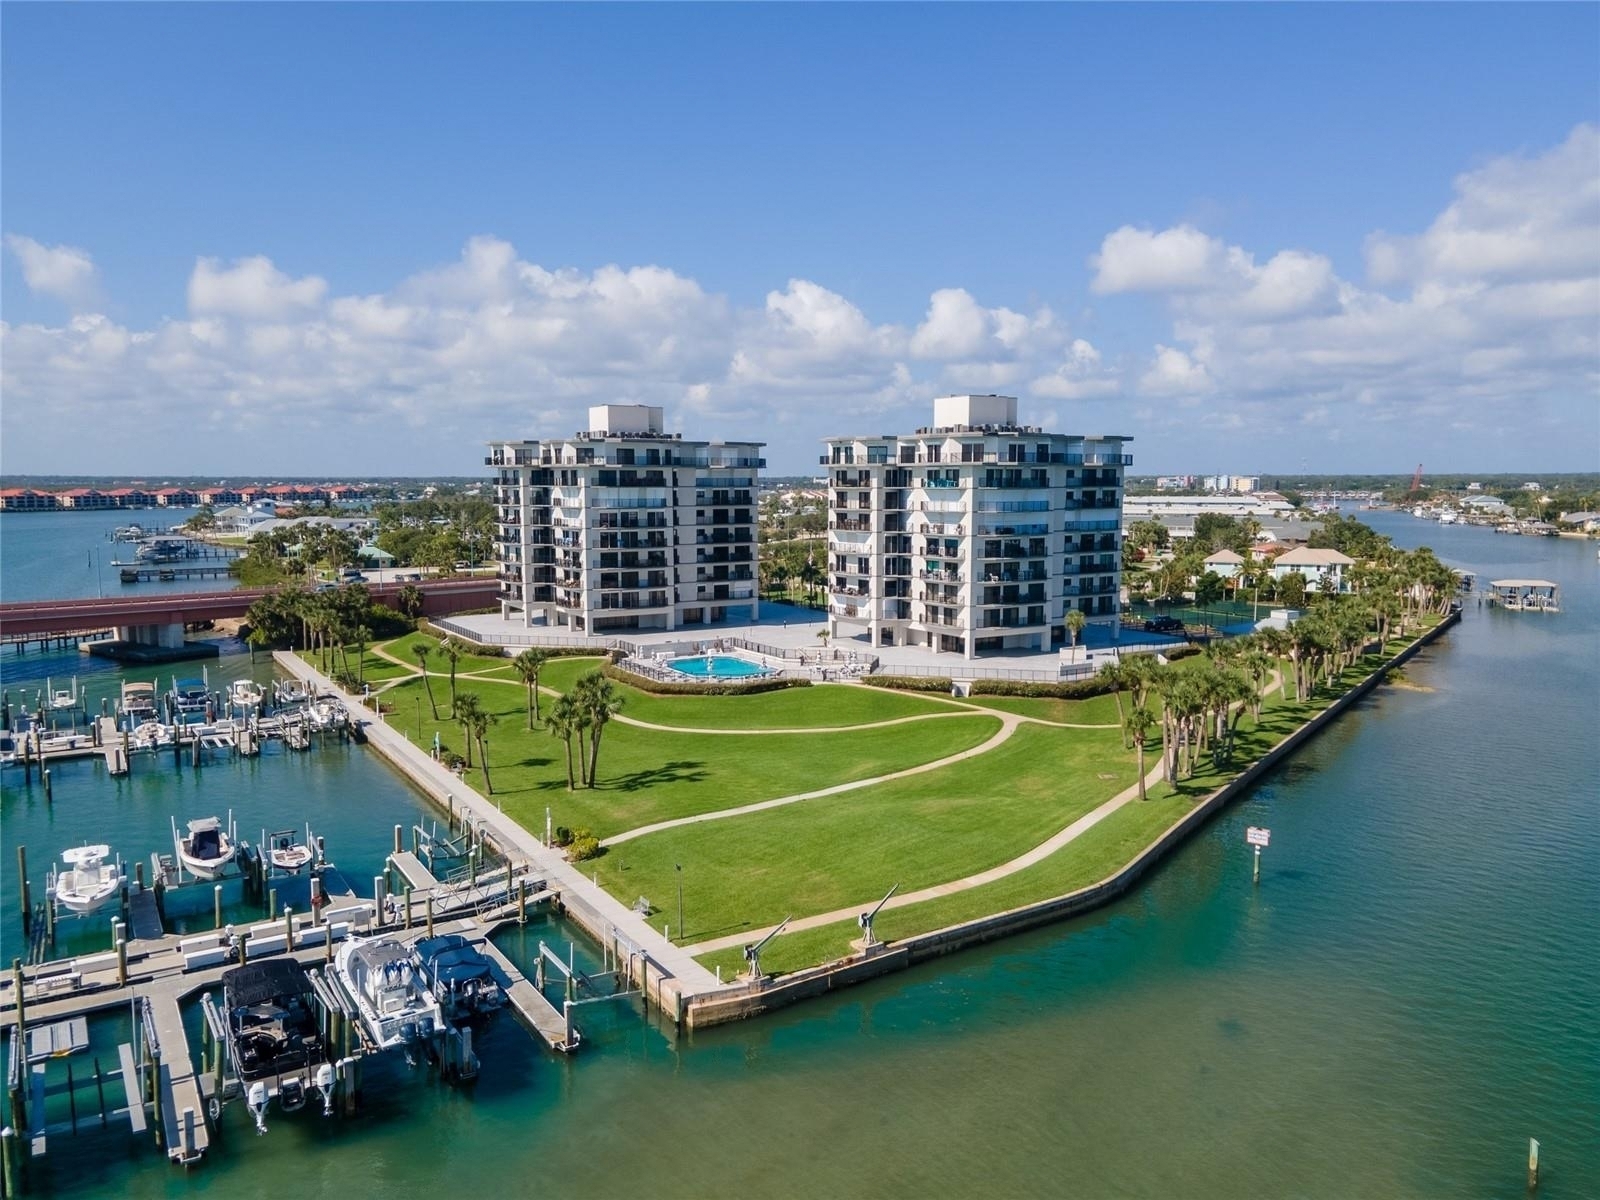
[667,655,769,679]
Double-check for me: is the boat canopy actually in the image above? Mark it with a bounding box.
[414,934,495,988]
[223,960,314,1010]
[62,844,111,866]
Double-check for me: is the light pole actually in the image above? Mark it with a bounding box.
[675,863,684,945]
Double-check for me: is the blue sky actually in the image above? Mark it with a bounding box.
[3,3,1597,477]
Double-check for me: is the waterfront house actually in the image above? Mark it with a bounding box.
[198,487,244,507]
[155,487,201,507]
[1201,549,1246,580]
[1270,546,1353,593]
[1557,510,1600,533]
[105,487,157,509]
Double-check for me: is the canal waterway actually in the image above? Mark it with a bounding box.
[1,509,1596,1197]
[0,509,244,605]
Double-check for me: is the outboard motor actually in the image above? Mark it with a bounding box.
[247,1080,270,1134]
[314,1062,337,1117]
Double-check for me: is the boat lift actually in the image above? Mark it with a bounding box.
[856,883,900,949]
[743,916,791,982]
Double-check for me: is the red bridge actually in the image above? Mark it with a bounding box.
[0,578,500,638]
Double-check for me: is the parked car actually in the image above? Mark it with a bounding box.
[1143,615,1185,633]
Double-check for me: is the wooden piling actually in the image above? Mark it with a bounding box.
[1528,1138,1539,1189]
[393,824,402,854]
[10,960,25,1047]
[16,848,28,939]
[213,885,223,930]
[41,769,50,806]
[283,907,294,951]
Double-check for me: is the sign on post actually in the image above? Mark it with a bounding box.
[1246,826,1271,848]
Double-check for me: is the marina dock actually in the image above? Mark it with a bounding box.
[144,989,209,1164]
[475,935,576,1052]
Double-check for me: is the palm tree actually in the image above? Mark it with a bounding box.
[548,694,580,790]
[512,648,550,729]
[1126,706,1157,800]
[438,637,463,717]
[1097,659,1129,744]
[454,692,483,769]
[464,706,496,795]
[396,584,425,619]
[414,641,439,719]
[1066,608,1087,646]
[573,671,623,788]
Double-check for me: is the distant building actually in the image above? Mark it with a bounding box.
[1124,492,1293,521]
[155,487,200,507]
[1155,475,1196,491]
[1466,482,1483,492]
[0,488,61,512]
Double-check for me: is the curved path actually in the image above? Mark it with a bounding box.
[602,711,1021,846]
[682,667,1283,956]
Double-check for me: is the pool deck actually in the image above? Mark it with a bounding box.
[442,602,1177,681]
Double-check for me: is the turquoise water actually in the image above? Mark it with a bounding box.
[668,655,768,679]
[1,511,1597,1197]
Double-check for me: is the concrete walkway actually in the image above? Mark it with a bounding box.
[274,652,721,995]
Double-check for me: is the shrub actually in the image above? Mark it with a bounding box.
[439,749,466,770]
[860,675,953,693]
[599,664,812,696]
[568,836,602,862]
[970,677,1110,699]
[553,825,574,847]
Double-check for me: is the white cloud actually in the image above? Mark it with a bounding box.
[1139,345,1214,397]
[1365,124,1600,286]
[1032,339,1121,400]
[1091,225,1223,294]
[188,255,328,318]
[4,234,101,308]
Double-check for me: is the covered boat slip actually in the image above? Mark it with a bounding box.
[222,960,326,1082]
[1486,578,1561,612]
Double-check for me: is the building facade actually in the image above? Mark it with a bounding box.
[821,395,1131,659]
[490,405,765,634]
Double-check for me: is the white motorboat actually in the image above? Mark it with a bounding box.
[230,679,266,712]
[307,699,348,731]
[274,679,311,707]
[121,680,158,727]
[175,815,237,880]
[47,677,80,711]
[333,937,442,1051]
[267,830,314,874]
[130,720,174,751]
[0,733,17,767]
[49,845,123,915]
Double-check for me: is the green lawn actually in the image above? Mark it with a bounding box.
[379,675,1002,839]
[691,629,1445,977]
[596,721,1136,944]
[378,632,510,676]
[957,691,1126,727]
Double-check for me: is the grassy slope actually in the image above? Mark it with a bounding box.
[696,631,1434,976]
[599,722,1135,944]
[377,674,1000,839]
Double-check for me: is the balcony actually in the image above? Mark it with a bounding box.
[918,522,964,536]
[920,477,961,489]
[829,517,872,532]
[918,569,965,583]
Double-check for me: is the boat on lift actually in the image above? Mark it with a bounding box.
[0,733,17,768]
[220,960,336,1133]
[48,845,124,915]
[120,681,158,728]
[130,720,175,751]
[273,678,311,707]
[411,934,505,1023]
[170,672,211,722]
[333,936,442,1052]
[274,678,311,706]
[229,679,266,713]
[174,814,238,880]
[267,829,314,874]
[46,677,81,711]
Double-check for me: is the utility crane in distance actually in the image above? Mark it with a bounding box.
[1409,463,1424,496]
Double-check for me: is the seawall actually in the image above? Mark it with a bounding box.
[682,611,1461,1027]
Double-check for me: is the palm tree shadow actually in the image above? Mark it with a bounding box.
[515,756,556,769]
[605,760,708,792]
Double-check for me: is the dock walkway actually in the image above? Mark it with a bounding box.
[474,938,575,1052]
[146,987,210,1163]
